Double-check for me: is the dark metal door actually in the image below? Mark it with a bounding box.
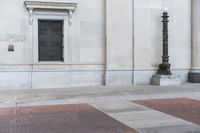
[38,20,63,61]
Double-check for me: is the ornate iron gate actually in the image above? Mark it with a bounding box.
[38,20,64,61]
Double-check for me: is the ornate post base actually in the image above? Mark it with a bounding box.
[157,63,172,75]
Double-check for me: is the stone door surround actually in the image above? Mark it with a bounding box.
[24,1,78,64]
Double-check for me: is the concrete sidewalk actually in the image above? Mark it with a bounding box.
[0,83,200,106]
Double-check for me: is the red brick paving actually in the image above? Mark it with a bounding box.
[0,104,138,133]
[133,98,200,125]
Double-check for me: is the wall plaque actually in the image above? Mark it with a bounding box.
[8,44,14,52]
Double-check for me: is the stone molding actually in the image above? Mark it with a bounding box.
[24,1,78,25]
[24,1,77,10]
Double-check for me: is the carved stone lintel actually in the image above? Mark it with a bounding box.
[24,1,77,25]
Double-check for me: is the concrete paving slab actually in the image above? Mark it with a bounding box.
[91,101,196,130]
[89,101,148,114]
[109,110,193,129]
[0,84,199,106]
[138,125,200,133]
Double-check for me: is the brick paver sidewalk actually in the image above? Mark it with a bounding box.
[0,104,138,133]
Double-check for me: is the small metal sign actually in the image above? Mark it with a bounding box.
[8,44,14,52]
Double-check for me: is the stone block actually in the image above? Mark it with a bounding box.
[151,75,181,86]
[106,70,133,85]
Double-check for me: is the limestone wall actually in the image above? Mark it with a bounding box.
[0,0,30,64]
[71,0,105,64]
[0,0,106,89]
[105,0,134,85]
[0,0,105,65]
[0,0,193,89]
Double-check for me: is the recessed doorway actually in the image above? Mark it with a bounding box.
[38,20,64,61]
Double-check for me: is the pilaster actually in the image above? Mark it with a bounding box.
[189,0,200,83]
[105,0,134,85]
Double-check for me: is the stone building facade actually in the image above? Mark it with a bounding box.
[0,0,198,90]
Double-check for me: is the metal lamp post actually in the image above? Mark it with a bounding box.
[157,7,172,75]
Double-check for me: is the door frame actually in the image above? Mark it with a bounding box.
[38,20,64,62]
[32,10,69,64]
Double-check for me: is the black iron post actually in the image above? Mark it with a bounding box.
[157,10,172,75]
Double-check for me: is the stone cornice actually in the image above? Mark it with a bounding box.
[24,1,78,25]
[24,1,77,11]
